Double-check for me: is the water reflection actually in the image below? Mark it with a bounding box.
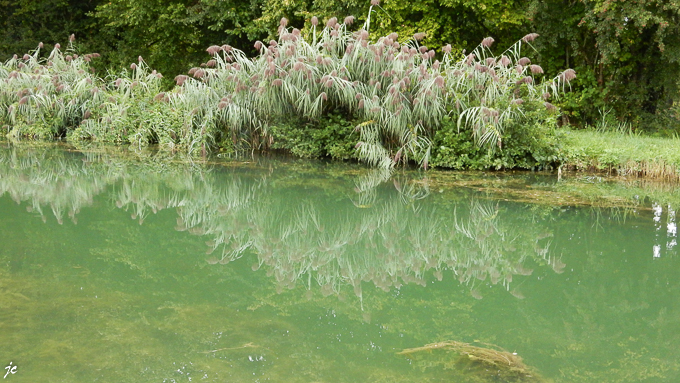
[652,203,677,258]
[0,143,561,299]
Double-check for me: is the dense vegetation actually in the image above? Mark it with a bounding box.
[3,0,678,131]
[1,13,574,169]
[1,0,679,172]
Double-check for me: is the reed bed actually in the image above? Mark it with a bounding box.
[1,13,575,168]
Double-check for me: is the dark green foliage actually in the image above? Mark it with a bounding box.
[528,0,680,131]
[0,0,102,59]
[431,108,563,171]
[269,112,359,160]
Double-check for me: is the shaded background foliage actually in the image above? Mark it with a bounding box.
[1,0,679,133]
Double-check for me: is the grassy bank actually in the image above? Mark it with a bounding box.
[561,130,680,181]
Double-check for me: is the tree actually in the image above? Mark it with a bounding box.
[0,0,101,59]
[529,0,680,130]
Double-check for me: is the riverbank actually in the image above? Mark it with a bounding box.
[560,130,680,182]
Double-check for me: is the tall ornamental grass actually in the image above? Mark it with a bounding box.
[1,13,576,168]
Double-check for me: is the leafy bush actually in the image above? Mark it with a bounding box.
[431,107,563,171]
[268,111,358,160]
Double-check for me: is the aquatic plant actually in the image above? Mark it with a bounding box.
[169,14,574,168]
[1,10,575,168]
[398,341,546,382]
[0,40,102,139]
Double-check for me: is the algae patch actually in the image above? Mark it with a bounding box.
[398,341,548,382]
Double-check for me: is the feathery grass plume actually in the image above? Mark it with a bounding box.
[522,33,539,43]
[481,37,495,48]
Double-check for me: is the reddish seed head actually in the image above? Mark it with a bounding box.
[370,0,380,6]
[55,43,61,49]
[466,53,475,66]
[23,54,30,60]
[272,79,283,86]
[38,42,43,49]
[545,102,557,111]
[523,33,539,42]
[481,37,495,48]
[561,69,576,82]
[518,57,531,66]
[413,32,426,41]
[69,34,75,42]
[130,63,137,70]
[311,16,319,26]
[280,17,288,27]
[206,59,216,67]
[530,64,543,74]
[138,55,143,62]
[344,16,355,25]
[326,17,337,28]
[443,44,452,54]
[500,55,511,67]
[18,96,28,105]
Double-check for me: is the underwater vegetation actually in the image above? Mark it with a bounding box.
[399,341,547,382]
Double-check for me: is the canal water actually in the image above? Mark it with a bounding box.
[0,142,678,382]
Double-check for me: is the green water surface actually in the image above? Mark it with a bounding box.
[0,142,678,382]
